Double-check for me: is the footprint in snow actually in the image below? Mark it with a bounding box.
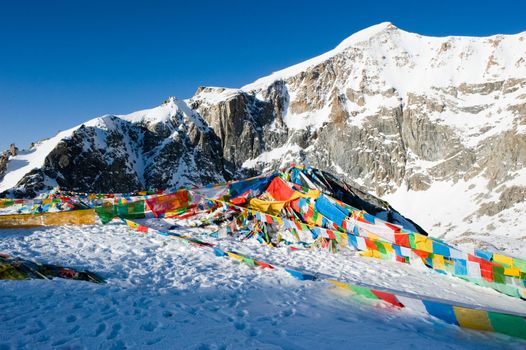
[94,322,106,337]
[35,334,50,344]
[140,321,158,332]
[106,323,122,340]
[108,339,127,350]
[336,315,358,323]
[195,343,223,350]
[145,336,164,346]
[279,308,295,318]
[68,325,80,335]
[162,310,174,318]
[273,329,287,337]
[234,321,246,330]
[23,327,43,336]
[51,338,69,347]
[205,304,221,312]
[237,309,249,318]
[246,328,260,337]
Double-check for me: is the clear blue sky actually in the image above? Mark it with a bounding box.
[1,0,525,151]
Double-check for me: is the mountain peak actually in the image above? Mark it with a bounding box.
[163,96,177,105]
[242,22,402,91]
[334,22,398,50]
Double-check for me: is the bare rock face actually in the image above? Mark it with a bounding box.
[9,144,17,157]
[475,186,526,217]
[190,84,289,176]
[476,131,526,189]
[0,152,9,181]
[43,122,143,193]
[0,144,18,182]
[200,93,267,171]
[142,106,227,189]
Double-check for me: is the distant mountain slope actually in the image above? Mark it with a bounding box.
[1,22,525,253]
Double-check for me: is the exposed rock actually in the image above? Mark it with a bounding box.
[477,131,526,188]
[0,152,9,181]
[192,88,287,175]
[9,144,17,157]
[406,173,431,191]
[472,186,526,217]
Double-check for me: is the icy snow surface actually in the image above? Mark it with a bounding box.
[1,221,525,349]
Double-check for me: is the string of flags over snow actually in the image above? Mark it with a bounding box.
[1,164,525,340]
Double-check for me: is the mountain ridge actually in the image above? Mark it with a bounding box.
[1,22,525,254]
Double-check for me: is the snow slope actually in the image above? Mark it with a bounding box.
[1,221,525,349]
[0,127,80,193]
[242,22,526,94]
[383,176,526,258]
[242,22,396,92]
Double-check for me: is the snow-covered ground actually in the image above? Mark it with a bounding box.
[1,221,525,349]
[383,175,526,258]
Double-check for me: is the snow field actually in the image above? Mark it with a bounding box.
[1,222,525,349]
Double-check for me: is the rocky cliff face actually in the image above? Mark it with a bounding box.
[1,22,525,254]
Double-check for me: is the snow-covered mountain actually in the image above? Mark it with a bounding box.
[0,98,227,195]
[1,22,526,254]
